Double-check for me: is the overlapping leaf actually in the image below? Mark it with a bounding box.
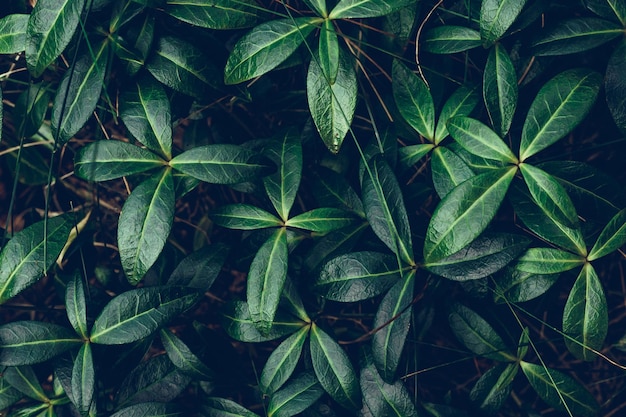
[65,272,88,339]
[260,325,309,394]
[160,328,215,380]
[0,14,28,54]
[167,244,229,290]
[221,301,305,343]
[430,146,475,198]
[483,44,518,137]
[267,371,324,417]
[392,60,435,141]
[470,363,518,413]
[423,26,482,54]
[480,0,528,46]
[329,0,415,19]
[286,208,356,232]
[434,83,480,144]
[447,117,517,163]
[533,18,623,56]
[165,0,262,29]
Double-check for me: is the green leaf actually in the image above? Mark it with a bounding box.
[469,363,518,413]
[286,208,356,232]
[519,68,602,161]
[589,208,626,261]
[224,17,320,85]
[304,222,368,272]
[319,19,339,83]
[116,12,154,76]
[532,18,623,56]
[164,0,263,29]
[398,144,435,171]
[110,403,182,417]
[371,271,414,383]
[520,163,579,228]
[434,83,480,144]
[267,371,325,417]
[160,328,215,380]
[0,321,81,366]
[25,0,86,77]
[480,0,528,46]
[392,59,435,141]
[586,0,626,25]
[423,26,482,54]
[147,36,221,98]
[329,0,415,19]
[310,324,362,410]
[311,167,364,216]
[120,77,172,159]
[517,327,530,360]
[362,155,414,264]
[169,144,274,184]
[202,397,260,417]
[74,140,166,182]
[211,204,283,230]
[520,361,598,417]
[494,267,559,304]
[14,81,52,137]
[0,14,28,54]
[424,167,516,262]
[447,117,517,163]
[280,276,310,322]
[0,376,22,410]
[430,146,475,198]
[314,251,403,302]
[0,214,73,304]
[307,46,357,154]
[606,38,626,132]
[65,272,88,339]
[248,228,288,333]
[3,366,47,401]
[449,304,515,361]
[260,326,309,394]
[118,168,175,285]
[221,301,306,343]
[71,343,95,416]
[563,264,608,361]
[425,233,530,281]
[90,286,202,344]
[167,244,229,290]
[515,247,584,274]
[483,44,518,137]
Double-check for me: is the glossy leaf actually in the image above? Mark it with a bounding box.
[75,140,165,181]
[520,362,598,417]
[519,68,602,161]
[160,328,215,380]
[25,0,85,77]
[424,167,516,262]
[447,117,517,163]
[164,0,262,29]
[483,44,518,137]
[110,403,182,417]
[329,0,415,19]
[211,204,282,230]
[3,366,47,401]
[589,208,626,261]
[224,17,320,85]
[310,324,362,410]
[533,18,623,56]
[563,264,608,361]
[167,244,229,290]
[0,214,73,304]
[120,77,172,159]
[470,363,518,413]
[515,247,584,274]
[423,26,482,54]
[286,208,356,232]
[169,144,274,184]
[0,321,81,366]
[430,146,474,198]
[434,83,480,144]
[221,301,305,343]
[0,14,28,54]
[260,325,309,394]
[494,267,559,304]
[71,343,95,416]
[398,144,435,170]
[480,0,528,46]
[392,60,435,141]
[267,371,324,417]
[319,19,339,84]
[606,38,626,132]
[90,286,202,344]
[307,46,357,154]
[65,272,88,339]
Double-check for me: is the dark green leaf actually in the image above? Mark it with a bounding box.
[260,325,309,394]
[483,44,518,136]
[563,264,608,361]
[90,286,202,344]
[14,81,52,137]
[494,267,559,304]
[586,0,626,25]
[434,83,480,144]
[423,26,482,54]
[424,167,516,262]
[589,208,626,261]
[0,321,81,366]
[164,0,262,29]
[25,0,85,77]
[311,167,364,216]
[517,327,530,360]
[430,146,475,198]
[447,117,517,163]
[65,272,88,339]
[310,324,362,410]
[516,247,584,274]
[392,59,435,141]
[221,301,306,343]
[116,12,154,76]
[533,18,623,56]
[211,204,282,230]
[167,244,229,290]
[0,14,28,54]
[0,376,22,410]
[480,0,528,46]
[202,397,260,417]
[160,328,215,380]
[286,208,356,232]
[110,402,182,417]
[519,68,602,161]
[3,366,47,401]
[329,0,415,19]
[319,20,339,84]
[470,363,518,413]
[280,276,310,322]
[520,361,598,417]
[304,222,368,272]
[606,38,626,132]
[398,144,435,171]
[71,343,95,416]
[267,371,324,417]
[224,17,320,85]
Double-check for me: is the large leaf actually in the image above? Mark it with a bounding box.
[307,46,357,153]
[362,155,414,265]
[371,271,414,383]
[515,247,584,274]
[310,324,362,410]
[589,208,626,261]
[211,204,283,230]
[221,301,305,343]
[314,251,403,302]
[606,38,626,132]
[430,146,474,198]
[329,0,415,19]
[319,19,339,84]
[494,267,559,304]
[267,371,325,417]
[3,366,47,401]
[65,272,88,339]
[286,208,357,233]
[483,44,518,137]
[434,83,480,144]
[202,397,260,417]
[110,403,182,417]
[519,68,602,161]
[25,0,86,77]
[563,264,608,361]
[0,14,28,54]
[247,228,288,334]
[118,168,175,284]
[90,286,202,344]
[120,77,172,159]
[74,140,166,181]
[423,167,516,262]
[160,328,215,380]
[260,325,309,394]
[224,17,320,85]
[469,363,518,413]
[169,144,274,184]
[262,130,302,220]
[480,0,528,46]
[71,343,95,416]
[392,59,435,141]
[0,321,81,366]
[164,0,262,29]
[423,26,481,54]
[532,18,623,56]
[447,117,517,163]
[167,243,229,290]
[520,362,598,417]
[0,214,73,304]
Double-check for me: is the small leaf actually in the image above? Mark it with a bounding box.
[304,222,368,272]
[392,59,435,141]
[3,366,47,401]
[563,264,608,361]
[211,204,283,230]
[0,14,28,54]
[585,0,626,25]
[606,38,626,132]
[533,18,623,56]
[0,377,22,410]
[286,208,356,233]
[260,326,309,394]
[434,83,480,144]
[589,208,626,261]
[311,167,364,216]
[517,327,530,360]
[14,81,52,137]
[110,403,182,417]
[203,397,259,417]
[267,371,324,417]
[470,363,518,413]
[430,146,474,198]
[221,301,306,343]
[398,144,435,171]
[423,26,481,54]
[65,272,89,339]
[116,12,154,76]
[483,44,518,137]
[90,286,201,344]
[310,324,362,410]
[160,328,215,380]
[319,19,339,84]
[164,0,262,29]
[71,343,95,416]
[494,267,559,304]
[0,322,81,366]
[167,244,229,290]
[480,0,528,46]
[329,0,415,19]
[515,247,584,274]
[447,117,517,163]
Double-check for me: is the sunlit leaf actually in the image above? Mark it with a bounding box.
[480,0,528,46]
[589,208,626,261]
[447,116,517,163]
[398,144,435,171]
[393,59,435,141]
[165,0,263,29]
[515,247,584,274]
[211,204,283,230]
[260,325,309,394]
[483,44,518,137]
[423,26,481,54]
[532,17,623,56]
[0,14,28,54]
[434,83,480,144]
[267,371,324,417]
[286,208,357,232]
[430,146,475,198]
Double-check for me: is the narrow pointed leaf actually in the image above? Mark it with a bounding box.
[311,167,364,216]
[71,343,95,416]
[430,146,475,198]
[286,208,356,233]
[3,366,47,401]
[304,222,368,272]
[392,60,435,141]
[329,0,415,19]
[563,264,608,361]
[483,44,518,136]
[110,403,182,417]
[203,397,260,417]
[470,363,518,413]
[167,244,229,290]
[434,83,480,144]
[90,286,202,344]
[280,276,310,322]
[310,324,362,410]
[65,272,89,339]
[424,167,516,262]
[589,208,626,261]
[517,327,530,360]
[0,377,22,410]
[260,326,309,394]
[25,0,86,77]
[585,0,626,25]
[447,117,517,163]
[519,69,602,161]
[164,0,263,29]
[480,0,528,46]
[160,328,215,380]
[398,144,435,170]
[0,14,28,54]
[606,38,626,132]
[533,18,623,56]
[221,301,306,343]
[211,204,282,230]
[515,247,584,274]
[319,20,339,84]
[267,371,324,417]
[14,81,52,137]
[494,267,559,304]
[423,26,482,54]
[224,17,320,85]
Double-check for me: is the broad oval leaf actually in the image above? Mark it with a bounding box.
[563,264,608,361]
[470,363,518,413]
[515,247,584,274]
[606,38,626,132]
[430,146,475,198]
[90,286,202,344]
[167,243,230,290]
[480,0,528,46]
[0,14,28,54]
[519,68,602,161]
[25,0,86,77]
[267,371,324,417]
[423,26,481,54]
[447,116,517,163]
[203,397,260,417]
[434,83,480,144]
[224,17,320,85]
[532,17,623,56]
[221,301,306,343]
[160,328,215,380]
[329,0,415,19]
[164,0,262,30]
[260,325,309,394]
[110,402,182,417]
[589,208,626,261]
[71,343,95,416]
[483,44,518,137]
[211,204,283,230]
[392,59,435,141]
[494,267,559,304]
[65,272,88,339]
[286,208,357,233]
